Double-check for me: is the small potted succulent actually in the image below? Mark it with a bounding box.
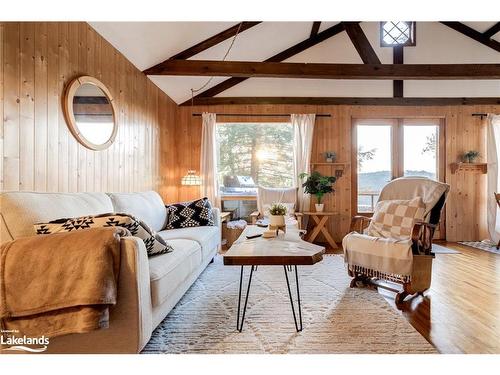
[268,203,288,227]
[324,151,336,163]
[299,171,336,212]
[463,150,480,163]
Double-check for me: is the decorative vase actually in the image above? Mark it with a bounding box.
[315,203,324,212]
[269,214,286,227]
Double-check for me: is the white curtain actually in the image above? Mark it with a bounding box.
[200,113,220,208]
[487,114,500,244]
[292,114,316,213]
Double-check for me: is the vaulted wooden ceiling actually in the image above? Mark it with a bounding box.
[90,21,500,105]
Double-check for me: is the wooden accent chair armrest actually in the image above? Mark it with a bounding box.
[349,215,372,233]
[250,211,260,224]
[411,221,437,255]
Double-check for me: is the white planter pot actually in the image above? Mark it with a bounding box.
[315,203,324,212]
[269,214,286,227]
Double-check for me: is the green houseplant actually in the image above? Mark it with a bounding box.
[299,171,336,212]
[268,203,288,226]
[463,150,480,163]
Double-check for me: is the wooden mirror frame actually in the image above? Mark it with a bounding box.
[63,76,118,151]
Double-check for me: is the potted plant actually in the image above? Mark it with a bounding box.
[268,203,287,227]
[324,151,336,163]
[299,171,336,212]
[463,150,480,163]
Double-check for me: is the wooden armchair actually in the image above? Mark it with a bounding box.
[345,177,450,305]
[250,186,303,229]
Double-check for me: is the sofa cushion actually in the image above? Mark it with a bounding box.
[35,213,173,257]
[0,192,113,242]
[149,239,201,307]
[158,226,220,262]
[107,191,167,232]
[165,197,214,229]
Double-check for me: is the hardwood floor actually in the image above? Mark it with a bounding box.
[340,242,500,354]
[224,239,499,353]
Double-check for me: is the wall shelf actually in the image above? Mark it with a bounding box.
[450,162,487,174]
[310,162,348,178]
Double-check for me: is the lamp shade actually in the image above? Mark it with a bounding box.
[181,170,202,186]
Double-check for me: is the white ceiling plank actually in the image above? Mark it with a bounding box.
[89,22,234,71]
[217,78,394,97]
[90,21,500,103]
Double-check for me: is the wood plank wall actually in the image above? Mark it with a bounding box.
[176,104,499,242]
[0,22,179,202]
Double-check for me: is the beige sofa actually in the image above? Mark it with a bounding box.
[0,191,220,353]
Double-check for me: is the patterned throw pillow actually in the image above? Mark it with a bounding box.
[367,197,426,240]
[166,197,214,229]
[34,213,173,257]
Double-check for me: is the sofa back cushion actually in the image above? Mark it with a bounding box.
[1,192,114,243]
[107,191,167,232]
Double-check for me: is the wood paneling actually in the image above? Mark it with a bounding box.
[176,103,499,242]
[0,22,178,203]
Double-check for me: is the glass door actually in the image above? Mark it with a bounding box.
[402,119,442,180]
[353,118,445,237]
[354,120,395,214]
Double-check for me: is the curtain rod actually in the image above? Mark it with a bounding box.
[472,113,488,119]
[191,113,331,118]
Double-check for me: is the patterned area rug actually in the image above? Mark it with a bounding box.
[143,255,436,354]
[458,241,500,255]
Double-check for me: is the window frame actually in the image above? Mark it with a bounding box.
[216,120,295,201]
[351,117,445,217]
[379,21,416,47]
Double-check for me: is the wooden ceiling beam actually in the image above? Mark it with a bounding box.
[483,22,500,39]
[148,60,500,80]
[180,96,500,106]
[142,21,261,73]
[179,22,348,105]
[343,22,381,64]
[310,22,321,38]
[393,46,404,98]
[440,22,500,53]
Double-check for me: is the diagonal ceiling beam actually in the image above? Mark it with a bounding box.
[310,22,321,38]
[440,22,500,53]
[179,22,349,105]
[483,22,500,39]
[150,60,500,79]
[143,21,261,73]
[343,22,381,64]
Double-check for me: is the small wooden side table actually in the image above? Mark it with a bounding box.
[220,211,232,224]
[303,211,338,249]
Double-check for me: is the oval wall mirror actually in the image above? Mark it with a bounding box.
[63,76,118,151]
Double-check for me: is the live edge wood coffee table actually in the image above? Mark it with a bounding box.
[223,225,324,332]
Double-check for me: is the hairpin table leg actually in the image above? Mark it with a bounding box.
[284,265,303,332]
[236,265,255,332]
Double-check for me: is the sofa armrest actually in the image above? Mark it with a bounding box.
[45,235,153,353]
[212,207,221,228]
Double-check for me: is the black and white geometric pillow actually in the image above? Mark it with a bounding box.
[165,197,214,229]
[34,213,173,257]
